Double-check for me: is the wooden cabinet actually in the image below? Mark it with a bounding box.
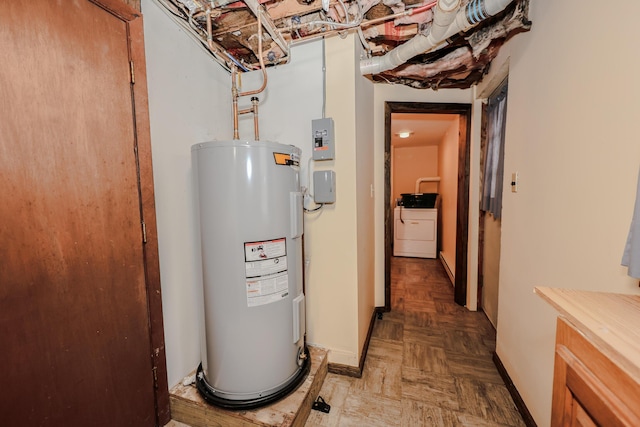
[536,288,640,427]
[552,317,640,426]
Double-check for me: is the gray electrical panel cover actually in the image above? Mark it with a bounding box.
[313,170,336,203]
[312,118,335,160]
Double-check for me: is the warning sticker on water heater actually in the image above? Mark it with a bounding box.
[244,238,289,307]
[273,152,300,167]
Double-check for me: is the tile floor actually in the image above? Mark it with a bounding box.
[304,256,525,427]
[166,256,525,427]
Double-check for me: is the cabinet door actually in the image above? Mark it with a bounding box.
[552,318,640,427]
[0,1,167,425]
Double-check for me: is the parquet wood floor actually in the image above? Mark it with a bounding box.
[305,257,525,427]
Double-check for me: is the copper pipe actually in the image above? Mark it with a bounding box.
[205,10,218,53]
[236,97,260,141]
[232,64,240,139]
[251,97,259,141]
[238,12,267,97]
[230,11,267,140]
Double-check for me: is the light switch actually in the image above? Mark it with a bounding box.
[511,172,518,193]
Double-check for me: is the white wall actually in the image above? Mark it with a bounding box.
[354,36,376,360]
[142,0,324,387]
[142,0,232,389]
[304,34,361,366]
[494,0,640,425]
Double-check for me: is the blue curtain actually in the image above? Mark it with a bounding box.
[622,166,640,278]
[481,79,508,219]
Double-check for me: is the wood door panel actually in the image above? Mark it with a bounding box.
[0,1,157,425]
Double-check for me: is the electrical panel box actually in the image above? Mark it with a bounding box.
[313,170,336,204]
[312,118,335,160]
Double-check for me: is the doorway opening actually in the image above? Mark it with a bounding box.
[384,102,472,309]
[477,78,509,328]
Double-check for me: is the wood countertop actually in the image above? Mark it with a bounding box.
[535,287,640,383]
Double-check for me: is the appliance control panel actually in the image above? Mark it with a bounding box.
[312,118,335,160]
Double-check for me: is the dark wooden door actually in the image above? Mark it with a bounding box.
[0,1,167,425]
[384,102,471,309]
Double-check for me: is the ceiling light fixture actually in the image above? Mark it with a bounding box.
[396,131,412,138]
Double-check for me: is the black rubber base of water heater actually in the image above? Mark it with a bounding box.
[195,346,311,410]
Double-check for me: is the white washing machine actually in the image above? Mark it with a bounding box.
[393,206,438,258]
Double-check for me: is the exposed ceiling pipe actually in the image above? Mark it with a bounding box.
[288,2,437,47]
[360,0,514,75]
[360,2,437,30]
[429,0,460,41]
[206,9,250,71]
[243,0,289,56]
[153,0,231,70]
[232,11,267,140]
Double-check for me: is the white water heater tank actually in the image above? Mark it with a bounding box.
[191,140,309,409]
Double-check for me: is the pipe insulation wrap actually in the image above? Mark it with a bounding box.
[481,0,512,16]
[466,0,487,24]
[359,0,514,75]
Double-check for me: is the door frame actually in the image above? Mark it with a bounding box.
[477,76,508,322]
[92,0,170,423]
[384,102,472,308]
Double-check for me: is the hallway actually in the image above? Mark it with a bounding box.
[305,256,525,426]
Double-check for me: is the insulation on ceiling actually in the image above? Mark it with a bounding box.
[154,0,531,89]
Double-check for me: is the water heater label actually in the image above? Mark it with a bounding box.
[245,272,289,308]
[273,152,299,167]
[244,238,289,307]
[244,238,286,262]
[245,256,288,278]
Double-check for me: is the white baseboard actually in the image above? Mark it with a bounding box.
[439,253,455,286]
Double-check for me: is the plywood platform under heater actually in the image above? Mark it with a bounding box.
[169,346,328,427]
